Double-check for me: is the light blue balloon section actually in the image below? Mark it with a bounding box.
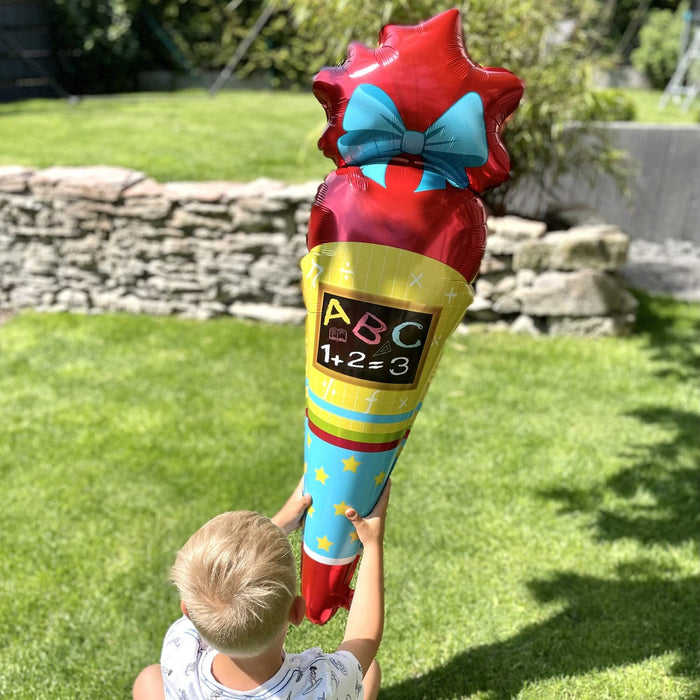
[337,83,488,191]
[303,418,400,563]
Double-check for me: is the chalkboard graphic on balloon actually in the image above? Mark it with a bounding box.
[313,285,440,389]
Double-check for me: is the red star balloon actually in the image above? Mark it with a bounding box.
[300,9,524,624]
[314,8,524,197]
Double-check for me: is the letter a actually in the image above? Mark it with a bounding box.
[323,298,351,326]
[353,312,387,345]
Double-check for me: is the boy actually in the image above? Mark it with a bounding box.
[133,478,390,699]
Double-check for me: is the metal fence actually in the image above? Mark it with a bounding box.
[0,0,56,101]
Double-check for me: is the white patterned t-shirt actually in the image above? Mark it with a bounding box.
[160,616,364,700]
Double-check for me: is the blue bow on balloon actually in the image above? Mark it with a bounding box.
[337,83,488,192]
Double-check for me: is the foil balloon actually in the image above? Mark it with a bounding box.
[300,8,524,624]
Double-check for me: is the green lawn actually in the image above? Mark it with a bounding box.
[0,90,330,183]
[623,88,700,124]
[0,88,697,185]
[0,293,697,699]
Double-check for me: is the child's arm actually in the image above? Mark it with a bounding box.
[337,480,391,677]
[271,477,312,535]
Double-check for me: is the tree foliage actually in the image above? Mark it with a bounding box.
[631,3,687,88]
[595,0,682,58]
[48,0,309,92]
[47,0,632,208]
[278,0,631,210]
[49,0,142,93]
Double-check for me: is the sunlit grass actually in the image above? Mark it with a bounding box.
[0,90,330,183]
[0,88,696,188]
[0,293,698,698]
[622,87,700,124]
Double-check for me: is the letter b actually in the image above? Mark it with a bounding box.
[352,312,387,345]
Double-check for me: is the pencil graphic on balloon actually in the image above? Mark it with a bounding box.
[300,9,523,624]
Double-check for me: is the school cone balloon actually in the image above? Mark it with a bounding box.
[300,9,524,624]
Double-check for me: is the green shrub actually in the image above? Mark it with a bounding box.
[280,0,632,211]
[49,0,142,93]
[586,89,638,121]
[631,4,686,89]
[48,0,326,93]
[46,0,634,206]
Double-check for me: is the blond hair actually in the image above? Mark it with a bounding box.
[171,511,296,656]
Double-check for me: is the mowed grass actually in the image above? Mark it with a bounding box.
[623,88,700,124]
[0,88,697,188]
[0,90,330,183]
[0,293,698,699]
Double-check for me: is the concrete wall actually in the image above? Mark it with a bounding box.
[508,124,700,245]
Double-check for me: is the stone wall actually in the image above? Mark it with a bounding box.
[0,165,314,323]
[0,165,637,335]
[467,216,638,336]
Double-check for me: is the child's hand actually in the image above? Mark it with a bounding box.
[271,477,312,535]
[338,480,391,674]
[345,479,391,548]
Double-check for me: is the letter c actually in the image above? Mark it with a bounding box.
[392,321,423,348]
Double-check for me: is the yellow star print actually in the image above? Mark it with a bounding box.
[342,455,361,473]
[349,531,359,542]
[307,506,315,518]
[333,501,349,516]
[315,467,329,485]
[317,535,333,552]
[374,470,386,486]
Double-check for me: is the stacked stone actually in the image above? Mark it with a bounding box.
[0,166,639,335]
[0,166,314,323]
[468,215,638,336]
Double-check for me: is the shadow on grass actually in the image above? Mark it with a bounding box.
[544,405,700,546]
[632,290,700,383]
[543,292,699,547]
[542,292,699,548]
[381,295,700,699]
[381,568,699,699]
[599,407,699,545]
